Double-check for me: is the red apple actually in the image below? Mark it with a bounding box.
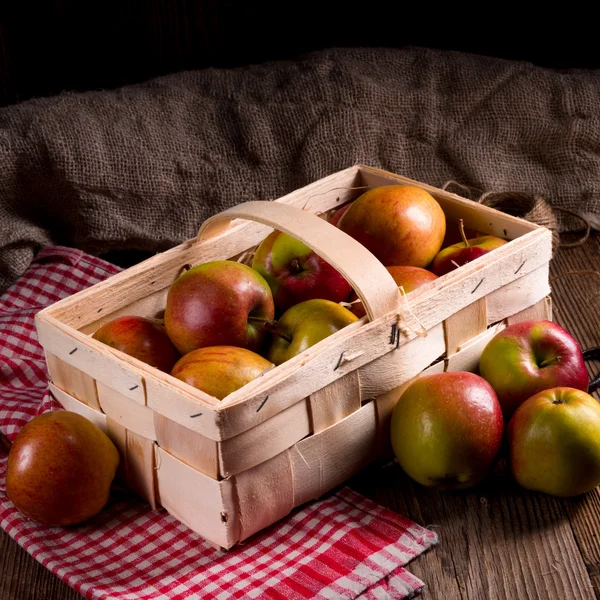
[508,387,600,497]
[338,185,446,267]
[164,261,275,355]
[252,230,352,314]
[267,299,358,365]
[390,372,504,490]
[328,203,352,227]
[6,411,120,526]
[479,320,589,419]
[349,266,438,318]
[432,234,507,276]
[92,316,180,372]
[171,346,273,400]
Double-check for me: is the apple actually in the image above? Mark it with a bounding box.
[6,411,120,526]
[338,185,446,267]
[252,230,352,314]
[164,260,275,355]
[390,372,504,490]
[267,299,358,365]
[479,320,588,419]
[431,229,507,276]
[328,202,352,227]
[92,316,180,372]
[171,346,273,400]
[508,387,600,497]
[349,266,438,318]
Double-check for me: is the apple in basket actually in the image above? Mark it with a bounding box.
[164,260,275,355]
[170,346,273,400]
[479,320,589,419]
[338,185,446,268]
[328,202,353,227]
[252,231,352,314]
[348,266,438,319]
[6,411,119,526]
[390,372,504,490]
[508,387,600,497]
[92,315,180,372]
[431,220,507,276]
[268,299,358,365]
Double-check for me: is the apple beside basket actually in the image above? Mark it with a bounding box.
[34,165,554,550]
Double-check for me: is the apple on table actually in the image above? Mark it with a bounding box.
[479,320,589,419]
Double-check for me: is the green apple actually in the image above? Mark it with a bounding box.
[267,299,358,365]
[508,387,600,497]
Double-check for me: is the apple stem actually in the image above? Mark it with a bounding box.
[290,259,303,273]
[539,355,562,368]
[459,219,470,247]
[0,430,12,456]
[247,316,293,343]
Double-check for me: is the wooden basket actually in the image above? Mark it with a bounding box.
[35,165,553,549]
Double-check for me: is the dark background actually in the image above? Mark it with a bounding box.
[0,2,597,108]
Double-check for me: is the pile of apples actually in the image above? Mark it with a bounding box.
[1,184,518,528]
[90,184,509,400]
[391,319,600,497]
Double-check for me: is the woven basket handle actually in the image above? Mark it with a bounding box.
[197,201,403,321]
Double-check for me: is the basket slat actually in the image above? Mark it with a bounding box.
[309,371,361,434]
[443,298,488,356]
[49,382,107,432]
[46,353,100,410]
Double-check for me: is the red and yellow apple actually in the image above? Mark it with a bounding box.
[432,234,507,276]
[349,266,438,318]
[171,346,273,400]
[268,299,358,365]
[508,387,600,497]
[164,260,275,355]
[252,231,351,314]
[6,411,120,526]
[328,203,352,227]
[479,320,588,419]
[338,185,446,267]
[92,316,180,372]
[390,372,504,490]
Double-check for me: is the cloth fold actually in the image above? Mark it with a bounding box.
[2,46,600,292]
[0,246,437,599]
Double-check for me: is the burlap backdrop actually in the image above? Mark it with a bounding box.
[1,47,599,292]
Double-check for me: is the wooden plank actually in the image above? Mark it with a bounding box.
[550,233,600,595]
[41,166,363,329]
[126,430,158,510]
[97,381,157,440]
[506,296,552,325]
[106,418,128,484]
[155,446,239,549]
[290,402,378,507]
[358,322,446,399]
[48,382,107,433]
[444,321,506,373]
[219,398,311,478]
[234,450,294,542]
[351,466,595,600]
[154,413,220,480]
[443,298,487,357]
[36,315,146,405]
[309,371,361,434]
[487,264,550,325]
[45,352,100,410]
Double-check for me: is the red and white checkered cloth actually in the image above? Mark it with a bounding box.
[0,246,437,600]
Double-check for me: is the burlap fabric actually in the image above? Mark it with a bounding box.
[1,47,599,292]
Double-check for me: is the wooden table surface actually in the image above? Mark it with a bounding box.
[2,233,600,600]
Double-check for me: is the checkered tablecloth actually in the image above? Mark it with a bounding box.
[0,246,437,599]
